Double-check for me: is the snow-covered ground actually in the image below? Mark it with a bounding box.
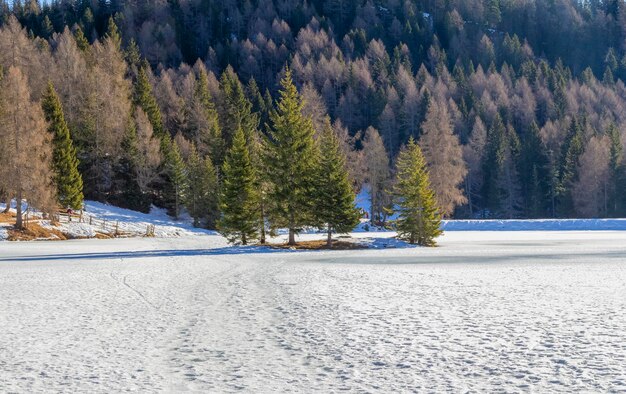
[1,231,626,392]
[0,200,212,240]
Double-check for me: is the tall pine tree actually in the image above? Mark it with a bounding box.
[314,118,360,247]
[42,82,84,210]
[391,138,442,246]
[607,122,624,216]
[134,60,165,137]
[557,117,585,217]
[265,68,318,245]
[218,127,258,245]
[185,144,218,228]
[161,135,187,218]
[193,67,224,165]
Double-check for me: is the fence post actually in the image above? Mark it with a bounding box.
[89,216,93,225]
[115,221,119,236]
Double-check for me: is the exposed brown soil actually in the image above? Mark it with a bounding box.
[264,239,367,250]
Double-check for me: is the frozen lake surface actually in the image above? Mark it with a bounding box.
[1,231,626,392]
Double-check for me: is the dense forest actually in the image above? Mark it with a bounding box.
[2,0,626,226]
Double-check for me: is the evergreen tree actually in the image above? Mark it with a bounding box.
[162,135,187,218]
[220,67,258,147]
[218,127,258,245]
[520,122,549,217]
[391,138,442,246]
[265,68,318,245]
[134,60,165,137]
[481,114,507,215]
[607,122,624,215]
[185,145,218,228]
[557,117,585,216]
[115,113,147,212]
[73,26,90,52]
[314,118,360,247]
[42,82,84,210]
[104,16,121,50]
[193,67,224,165]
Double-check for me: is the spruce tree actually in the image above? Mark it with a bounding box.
[520,122,549,217]
[220,67,258,147]
[557,117,585,216]
[265,68,318,245]
[314,118,360,247]
[185,145,218,228]
[134,60,165,137]
[73,26,90,52]
[115,113,148,212]
[218,127,258,245]
[482,114,507,215]
[193,67,224,165]
[607,122,624,215]
[42,82,84,210]
[162,135,187,218]
[392,138,442,246]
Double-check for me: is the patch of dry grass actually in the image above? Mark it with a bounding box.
[7,222,67,241]
[265,239,367,250]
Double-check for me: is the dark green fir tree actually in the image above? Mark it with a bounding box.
[185,144,218,228]
[42,82,84,210]
[314,118,360,247]
[265,68,318,245]
[391,137,442,246]
[218,127,258,245]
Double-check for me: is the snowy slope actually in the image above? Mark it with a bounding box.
[1,231,625,392]
[0,200,213,240]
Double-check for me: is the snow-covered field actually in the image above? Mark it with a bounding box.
[1,231,626,392]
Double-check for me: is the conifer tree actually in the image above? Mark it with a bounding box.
[520,122,549,217]
[0,67,55,229]
[607,122,624,216]
[220,67,258,147]
[134,60,165,137]
[392,138,442,246]
[218,127,258,245]
[557,117,585,216]
[104,16,121,50]
[162,135,187,218]
[192,67,224,165]
[42,82,84,210]
[185,144,218,228]
[482,114,507,214]
[418,100,467,217]
[314,118,360,247]
[115,113,146,211]
[115,108,161,212]
[73,26,89,52]
[363,126,391,225]
[265,68,318,245]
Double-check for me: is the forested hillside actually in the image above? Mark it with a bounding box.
[1,0,626,222]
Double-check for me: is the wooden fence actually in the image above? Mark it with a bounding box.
[56,211,156,237]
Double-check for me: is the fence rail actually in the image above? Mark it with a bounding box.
[55,211,155,237]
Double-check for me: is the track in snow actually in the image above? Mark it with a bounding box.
[1,232,626,392]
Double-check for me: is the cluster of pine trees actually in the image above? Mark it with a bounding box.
[1,0,626,223]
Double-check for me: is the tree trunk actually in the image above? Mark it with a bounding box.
[288,228,296,245]
[259,203,266,244]
[242,233,247,246]
[327,225,332,248]
[15,191,22,230]
[2,196,10,213]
